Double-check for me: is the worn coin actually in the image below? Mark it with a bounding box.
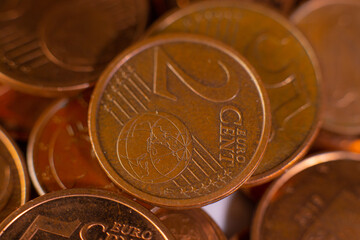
[252,151,360,240]
[0,189,174,239]
[0,84,50,140]
[291,0,360,135]
[154,208,226,240]
[147,1,321,186]
[89,34,270,208]
[0,0,148,97]
[27,94,122,195]
[0,125,29,222]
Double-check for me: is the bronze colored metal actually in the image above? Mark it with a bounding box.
[89,34,271,208]
[0,125,29,222]
[312,130,360,154]
[0,84,50,140]
[252,151,360,240]
[291,0,360,135]
[154,208,226,239]
[27,94,123,195]
[146,1,321,187]
[0,189,175,239]
[0,0,148,97]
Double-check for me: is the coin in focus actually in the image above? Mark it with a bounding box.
[291,0,360,135]
[0,189,174,239]
[154,208,226,239]
[252,151,360,240]
[0,126,29,222]
[89,34,270,208]
[0,84,50,140]
[27,94,124,195]
[147,1,321,186]
[0,0,148,97]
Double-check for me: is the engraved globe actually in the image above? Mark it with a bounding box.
[117,112,192,184]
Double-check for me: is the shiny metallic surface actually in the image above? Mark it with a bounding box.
[291,0,360,135]
[0,189,175,239]
[146,0,321,186]
[252,152,360,240]
[89,34,270,208]
[0,0,148,97]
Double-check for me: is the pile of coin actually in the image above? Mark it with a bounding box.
[0,0,359,239]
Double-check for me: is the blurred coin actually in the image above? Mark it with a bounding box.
[291,0,360,135]
[0,0,148,97]
[0,84,50,140]
[312,130,360,154]
[252,151,360,240]
[147,1,321,186]
[154,208,226,239]
[0,189,174,239]
[89,34,270,208]
[27,94,123,195]
[0,126,29,222]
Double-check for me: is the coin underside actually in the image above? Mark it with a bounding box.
[291,0,360,135]
[0,189,174,239]
[0,0,148,96]
[252,152,360,240]
[0,126,29,222]
[27,96,121,195]
[147,1,320,186]
[90,34,270,208]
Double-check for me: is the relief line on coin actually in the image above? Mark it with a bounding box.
[193,137,223,169]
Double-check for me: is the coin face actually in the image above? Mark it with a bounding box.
[0,0,148,96]
[154,208,226,240]
[0,84,50,140]
[252,151,360,240]
[147,1,321,186]
[89,34,270,208]
[27,95,122,195]
[291,0,360,135]
[0,126,29,222]
[0,189,174,239]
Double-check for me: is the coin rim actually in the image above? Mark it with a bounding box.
[251,151,360,240]
[290,0,360,135]
[0,0,150,97]
[89,33,271,208]
[145,0,323,187]
[0,188,175,239]
[27,98,68,195]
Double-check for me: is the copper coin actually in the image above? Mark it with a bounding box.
[0,0,148,97]
[0,84,50,140]
[89,34,271,208]
[0,189,174,239]
[147,1,321,186]
[291,0,360,135]
[154,208,226,239]
[27,94,123,195]
[252,151,360,240]
[0,126,29,222]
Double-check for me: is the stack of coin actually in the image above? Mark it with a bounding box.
[0,0,359,239]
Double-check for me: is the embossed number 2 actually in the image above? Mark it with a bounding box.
[153,46,240,103]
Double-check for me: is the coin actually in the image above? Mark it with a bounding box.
[0,84,50,140]
[291,0,360,135]
[252,151,360,240]
[0,126,29,222]
[0,0,148,97]
[89,34,270,208]
[147,1,321,186]
[0,189,175,239]
[154,208,226,239]
[27,94,124,195]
